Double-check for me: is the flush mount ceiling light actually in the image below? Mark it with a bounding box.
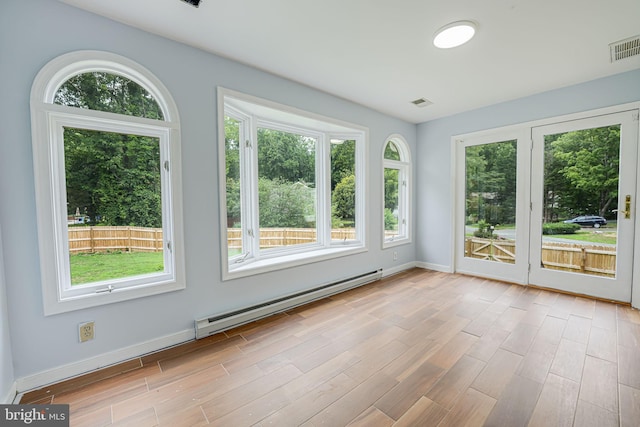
[433,21,477,49]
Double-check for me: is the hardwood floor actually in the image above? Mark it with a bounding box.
[21,269,640,426]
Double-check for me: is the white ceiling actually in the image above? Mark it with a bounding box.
[60,0,640,124]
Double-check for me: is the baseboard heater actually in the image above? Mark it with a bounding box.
[195,269,382,339]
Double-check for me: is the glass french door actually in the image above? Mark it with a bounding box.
[455,108,639,302]
[529,110,638,302]
[455,130,530,284]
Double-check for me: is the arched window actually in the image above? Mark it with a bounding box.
[383,135,411,247]
[30,51,184,315]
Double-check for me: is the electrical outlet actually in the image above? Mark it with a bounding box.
[393,251,398,261]
[79,321,95,343]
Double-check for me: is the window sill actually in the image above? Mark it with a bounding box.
[224,245,367,281]
[44,278,185,316]
[383,237,411,249]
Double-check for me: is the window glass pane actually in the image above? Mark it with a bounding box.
[64,127,164,285]
[331,139,356,242]
[224,116,243,258]
[384,168,400,238]
[55,72,163,120]
[464,140,517,263]
[384,141,401,160]
[540,125,619,277]
[257,128,317,249]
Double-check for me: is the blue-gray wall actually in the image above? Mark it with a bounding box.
[0,0,416,383]
[416,69,640,269]
[0,226,15,402]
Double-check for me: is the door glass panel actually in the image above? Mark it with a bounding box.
[464,140,517,263]
[540,125,620,277]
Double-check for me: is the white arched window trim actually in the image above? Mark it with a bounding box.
[30,51,185,315]
[383,134,412,248]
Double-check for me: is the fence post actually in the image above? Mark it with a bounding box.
[580,246,586,273]
[89,226,94,253]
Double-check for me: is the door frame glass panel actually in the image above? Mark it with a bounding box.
[454,128,530,284]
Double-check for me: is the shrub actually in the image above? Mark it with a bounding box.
[542,222,580,235]
[384,208,398,231]
[473,220,495,238]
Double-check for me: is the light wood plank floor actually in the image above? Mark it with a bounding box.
[21,269,640,426]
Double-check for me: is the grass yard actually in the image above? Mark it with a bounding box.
[70,251,164,285]
[554,231,617,245]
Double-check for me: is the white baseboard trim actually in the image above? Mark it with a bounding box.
[16,329,195,394]
[415,261,453,273]
[2,381,17,404]
[382,262,417,278]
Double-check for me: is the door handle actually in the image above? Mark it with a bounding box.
[616,195,632,219]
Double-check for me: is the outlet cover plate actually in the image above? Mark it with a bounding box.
[79,321,95,342]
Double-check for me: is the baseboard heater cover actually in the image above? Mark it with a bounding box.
[195,269,382,339]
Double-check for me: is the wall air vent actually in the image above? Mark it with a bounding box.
[411,97,433,108]
[609,35,640,62]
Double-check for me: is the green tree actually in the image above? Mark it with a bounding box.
[384,207,398,231]
[384,168,399,213]
[55,72,163,120]
[64,129,161,227]
[257,128,315,184]
[465,140,517,225]
[331,140,355,190]
[548,126,620,218]
[332,174,356,220]
[57,72,164,227]
[225,116,241,181]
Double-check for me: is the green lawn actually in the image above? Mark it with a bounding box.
[553,231,617,245]
[70,251,164,285]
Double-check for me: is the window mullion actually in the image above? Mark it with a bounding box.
[316,134,329,246]
[245,116,260,258]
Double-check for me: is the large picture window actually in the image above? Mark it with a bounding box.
[31,51,185,315]
[219,89,368,279]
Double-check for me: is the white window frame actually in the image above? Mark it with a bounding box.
[218,88,368,280]
[383,135,411,248]
[30,51,185,315]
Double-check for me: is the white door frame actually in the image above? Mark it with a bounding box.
[529,110,638,302]
[453,128,530,284]
[452,102,640,308]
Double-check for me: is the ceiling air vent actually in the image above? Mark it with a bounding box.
[180,0,201,7]
[609,35,640,62]
[411,97,433,108]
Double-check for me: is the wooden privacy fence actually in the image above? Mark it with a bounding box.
[227,228,361,249]
[69,226,370,254]
[465,237,616,277]
[68,226,163,253]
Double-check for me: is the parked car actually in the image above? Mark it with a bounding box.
[563,215,607,228]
